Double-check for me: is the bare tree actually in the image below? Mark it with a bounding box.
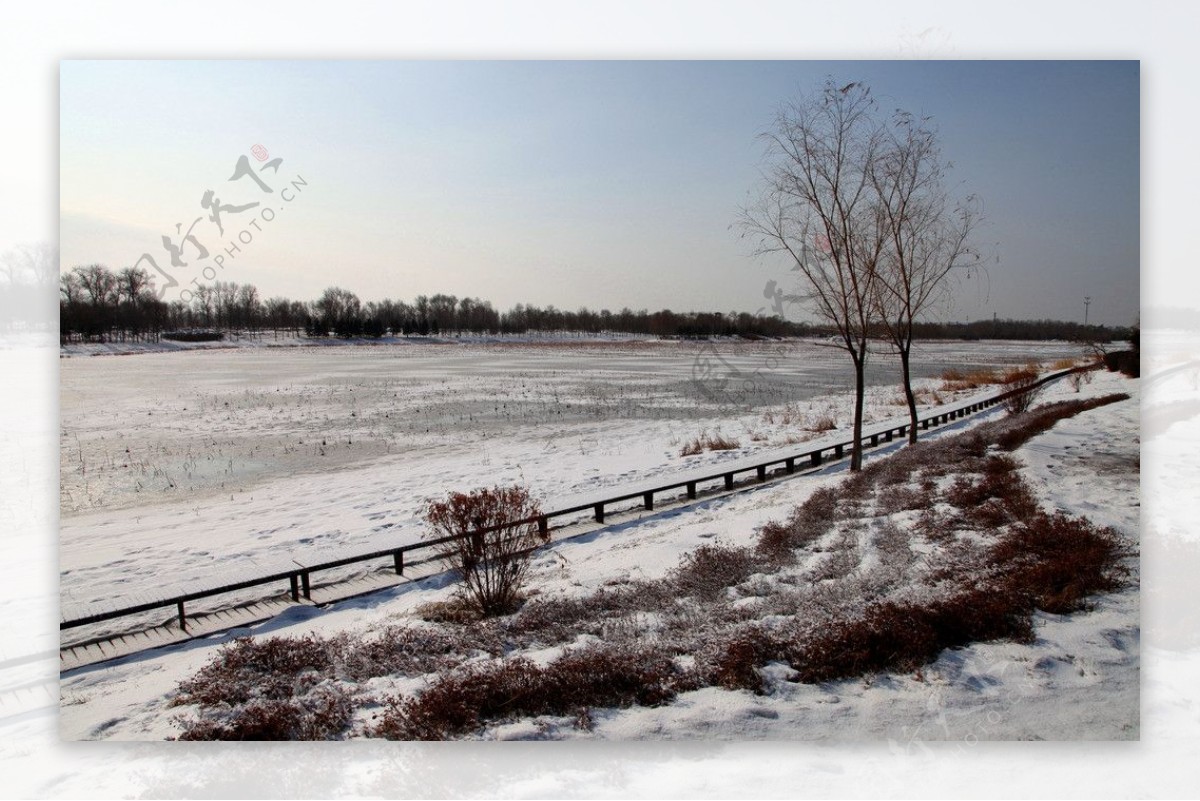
[871,110,981,444]
[742,80,888,471]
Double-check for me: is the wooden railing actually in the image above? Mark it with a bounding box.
[60,363,1095,637]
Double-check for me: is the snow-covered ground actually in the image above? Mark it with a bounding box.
[58,351,1138,742]
[59,340,1081,629]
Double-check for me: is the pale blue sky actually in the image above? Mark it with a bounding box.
[60,60,1138,325]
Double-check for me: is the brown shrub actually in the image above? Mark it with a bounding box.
[940,368,1003,392]
[172,636,338,708]
[876,484,925,515]
[791,586,1035,684]
[176,684,354,741]
[991,512,1130,614]
[709,629,777,692]
[755,486,839,557]
[808,413,837,432]
[680,430,742,457]
[424,484,548,617]
[335,626,489,681]
[1000,368,1042,415]
[755,521,798,563]
[671,543,758,599]
[371,644,698,740]
[170,636,355,741]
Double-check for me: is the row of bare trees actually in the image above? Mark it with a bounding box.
[1,243,58,332]
[59,266,821,342]
[743,80,983,470]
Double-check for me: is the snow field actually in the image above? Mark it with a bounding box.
[59,360,1139,741]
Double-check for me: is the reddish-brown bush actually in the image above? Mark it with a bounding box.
[1000,367,1042,415]
[424,484,548,617]
[671,543,758,599]
[172,636,338,708]
[371,644,699,740]
[991,511,1130,614]
[176,684,354,741]
[709,628,777,692]
[335,626,488,681]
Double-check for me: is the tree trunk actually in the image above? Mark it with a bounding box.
[851,351,866,471]
[900,344,919,445]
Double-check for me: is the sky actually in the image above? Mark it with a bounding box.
[59,60,1139,326]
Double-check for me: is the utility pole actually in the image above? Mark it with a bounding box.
[1084,296,1092,326]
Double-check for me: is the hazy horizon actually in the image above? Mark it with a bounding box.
[60,60,1139,326]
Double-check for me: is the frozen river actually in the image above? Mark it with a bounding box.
[60,338,1085,618]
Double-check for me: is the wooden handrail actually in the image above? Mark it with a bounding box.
[61,362,1096,634]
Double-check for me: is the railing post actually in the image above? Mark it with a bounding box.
[177,601,187,632]
[899,425,907,438]
[884,429,893,442]
[870,434,878,446]
[538,516,548,536]
[757,465,767,481]
[834,444,844,458]
[785,457,795,474]
[393,551,404,576]
[289,574,299,602]
[301,571,311,600]
[594,503,605,523]
[810,451,822,467]
[724,473,734,490]
[643,492,654,510]
[686,481,697,499]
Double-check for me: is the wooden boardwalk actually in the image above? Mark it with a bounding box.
[60,365,1094,673]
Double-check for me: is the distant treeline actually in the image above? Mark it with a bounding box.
[59,264,1133,344]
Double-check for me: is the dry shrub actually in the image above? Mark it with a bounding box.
[670,543,758,599]
[424,484,548,617]
[944,458,1038,527]
[792,586,1035,684]
[172,636,338,708]
[503,582,675,646]
[807,538,859,583]
[336,625,488,681]
[876,483,925,515]
[171,636,353,741]
[991,512,1130,614]
[993,394,1130,451]
[808,413,837,432]
[755,486,839,557]
[680,430,742,456]
[914,506,959,544]
[940,367,1003,392]
[709,628,776,692]
[371,644,699,740]
[755,521,798,563]
[177,684,354,741]
[416,597,486,625]
[1000,367,1042,415]
[800,486,839,521]
[1051,358,1079,370]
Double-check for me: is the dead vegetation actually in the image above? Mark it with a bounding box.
[939,367,1004,392]
[680,430,741,456]
[170,392,1133,740]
